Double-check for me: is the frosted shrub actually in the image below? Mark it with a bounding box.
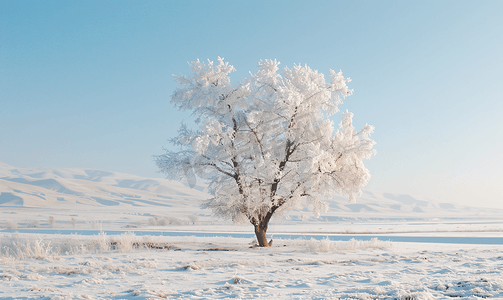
[149,216,168,226]
[167,216,184,225]
[319,237,332,252]
[148,217,158,226]
[71,217,76,228]
[158,217,168,226]
[7,220,18,229]
[96,232,110,252]
[305,237,391,252]
[307,237,334,252]
[140,235,156,246]
[306,237,333,253]
[306,238,319,252]
[0,236,54,260]
[48,216,55,228]
[25,239,53,259]
[83,232,111,253]
[188,215,199,224]
[31,220,39,228]
[0,233,173,262]
[111,233,136,252]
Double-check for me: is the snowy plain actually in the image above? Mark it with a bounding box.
[1,162,503,299]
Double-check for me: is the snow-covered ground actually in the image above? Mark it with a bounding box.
[1,233,503,299]
[1,163,503,299]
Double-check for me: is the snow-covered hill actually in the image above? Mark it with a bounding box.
[1,162,501,230]
[0,162,208,207]
[0,162,214,228]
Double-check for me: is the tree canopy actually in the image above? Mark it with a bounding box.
[156,58,376,246]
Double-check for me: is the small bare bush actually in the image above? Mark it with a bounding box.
[48,216,55,228]
[71,217,76,228]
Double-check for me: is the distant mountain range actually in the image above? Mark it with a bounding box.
[1,162,500,223]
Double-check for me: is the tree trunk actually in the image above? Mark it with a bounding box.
[254,222,273,247]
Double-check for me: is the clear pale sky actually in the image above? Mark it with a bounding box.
[1,1,502,208]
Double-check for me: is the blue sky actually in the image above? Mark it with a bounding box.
[1,1,502,208]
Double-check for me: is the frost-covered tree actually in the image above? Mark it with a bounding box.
[156,58,376,247]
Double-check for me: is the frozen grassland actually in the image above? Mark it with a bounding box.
[1,164,503,299]
[1,232,503,300]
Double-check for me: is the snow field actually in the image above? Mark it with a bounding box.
[2,164,503,298]
[1,233,503,299]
